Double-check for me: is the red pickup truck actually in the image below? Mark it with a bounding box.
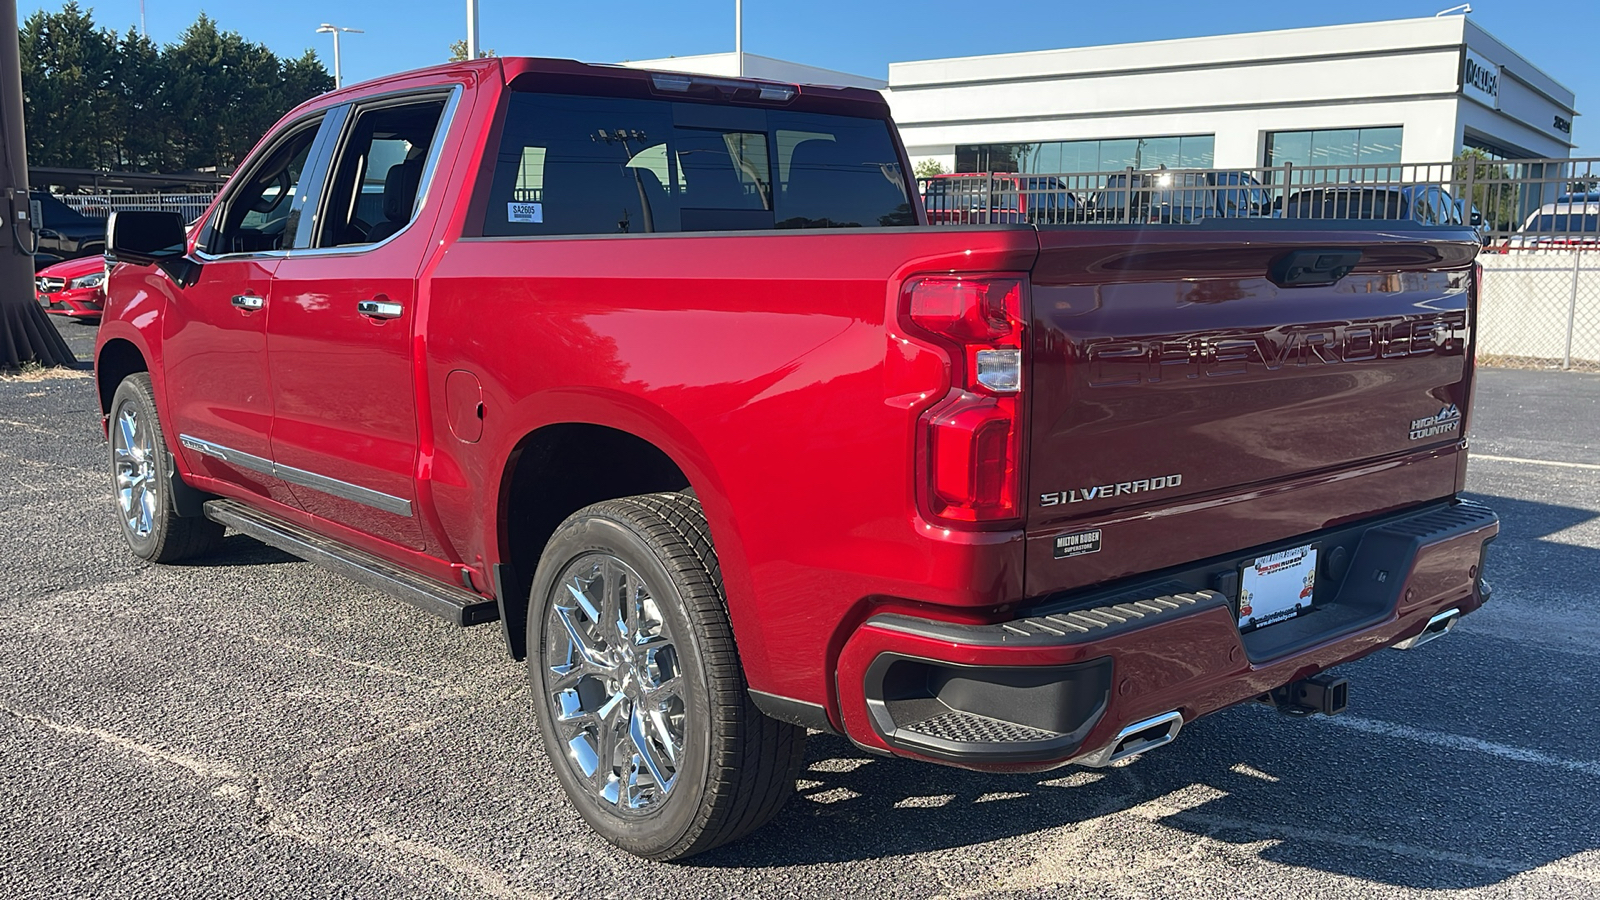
[96,58,1497,860]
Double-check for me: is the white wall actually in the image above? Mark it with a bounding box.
[886,16,1577,171]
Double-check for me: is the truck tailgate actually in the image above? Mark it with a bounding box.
[1025,225,1480,597]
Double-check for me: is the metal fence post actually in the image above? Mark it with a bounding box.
[1122,166,1134,224]
[1566,250,1581,370]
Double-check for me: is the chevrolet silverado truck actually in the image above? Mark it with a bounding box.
[96,58,1498,860]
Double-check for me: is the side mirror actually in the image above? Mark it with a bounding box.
[1470,211,1484,227]
[107,210,187,266]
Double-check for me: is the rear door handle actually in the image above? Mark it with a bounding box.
[231,294,265,311]
[357,299,404,320]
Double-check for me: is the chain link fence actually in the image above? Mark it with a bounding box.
[1478,249,1600,372]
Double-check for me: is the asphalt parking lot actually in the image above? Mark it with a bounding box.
[3,321,1598,899]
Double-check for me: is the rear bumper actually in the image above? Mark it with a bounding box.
[835,499,1497,772]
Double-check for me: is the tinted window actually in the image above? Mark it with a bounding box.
[1285,190,1403,219]
[483,93,914,236]
[33,193,92,227]
[316,97,449,248]
[203,118,323,255]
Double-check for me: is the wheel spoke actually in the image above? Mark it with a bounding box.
[603,559,627,643]
[138,486,156,534]
[554,604,609,669]
[567,734,600,778]
[564,580,602,624]
[116,412,138,458]
[597,700,631,790]
[646,705,680,764]
[630,707,675,791]
[596,686,628,721]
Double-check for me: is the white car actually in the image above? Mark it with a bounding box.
[1501,200,1600,250]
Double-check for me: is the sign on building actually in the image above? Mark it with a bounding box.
[1462,48,1500,110]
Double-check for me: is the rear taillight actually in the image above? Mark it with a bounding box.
[904,275,1027,527]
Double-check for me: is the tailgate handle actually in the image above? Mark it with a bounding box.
[1269,249,1362,288]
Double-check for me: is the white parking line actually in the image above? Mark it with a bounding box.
[1316,715,1600,776]
[1474,453,1600,471]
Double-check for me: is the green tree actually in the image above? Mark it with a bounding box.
[106,26,167,169]
[19,2,116,169]
[1454,149,1519,233]
[913,158,948,178]
[447,39,495,61]
[20,5,333,174]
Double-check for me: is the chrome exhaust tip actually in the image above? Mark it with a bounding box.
[1394,607,1461,651]
[1074,710,1184,768]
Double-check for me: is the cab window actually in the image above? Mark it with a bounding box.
[203,118,323,255]
[315,96,449,248]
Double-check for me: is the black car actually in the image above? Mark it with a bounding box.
[30,192,107,270]
[1281,184,1464,225]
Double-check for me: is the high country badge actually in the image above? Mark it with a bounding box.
[1409,404,1462,441]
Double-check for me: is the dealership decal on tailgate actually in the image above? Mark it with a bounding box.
[1054,529,1103,559]
[1238,544,1317,630]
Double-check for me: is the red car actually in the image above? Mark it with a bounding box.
[36,254,106,322]
[97,57,1495,861]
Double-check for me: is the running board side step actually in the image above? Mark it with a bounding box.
[203,499,500,627]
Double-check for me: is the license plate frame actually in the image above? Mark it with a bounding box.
[1238,542,1318,632]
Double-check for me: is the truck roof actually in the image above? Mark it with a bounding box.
[288,56,890,122]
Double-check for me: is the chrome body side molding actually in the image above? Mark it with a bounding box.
[179,434,413,517]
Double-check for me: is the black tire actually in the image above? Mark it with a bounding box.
[527,492,806,860]
[107,373,224,562]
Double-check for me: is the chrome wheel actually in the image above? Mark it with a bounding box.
[543,552,686,814]
[112,401,158,540]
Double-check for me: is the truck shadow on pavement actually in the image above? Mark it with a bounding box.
[695,491,1598,888]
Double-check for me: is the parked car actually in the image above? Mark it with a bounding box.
[34,254,106,323]
[98,57,1496,861]
[1281,184,1465,225]
[1088,170,1269,222]
[1500,200,1600,250]
[922,173,1081,224]
[30,191,107,270]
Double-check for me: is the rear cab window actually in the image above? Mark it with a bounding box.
[481,92,915,236]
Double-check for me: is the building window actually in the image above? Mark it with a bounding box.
[1264,127,1403,169]
[955,135,1215,174]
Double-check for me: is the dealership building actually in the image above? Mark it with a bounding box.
[619,17,1577,176]
[882,16,1576,175]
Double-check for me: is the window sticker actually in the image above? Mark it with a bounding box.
[508,201,543,223]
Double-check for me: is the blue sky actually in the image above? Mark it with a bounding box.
[27,0,1593,152]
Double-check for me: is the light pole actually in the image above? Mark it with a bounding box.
[735,0,743,76]
[316,23,364,89]
[466,0,480,61]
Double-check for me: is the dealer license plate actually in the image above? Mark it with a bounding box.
[1238,543,1317,631]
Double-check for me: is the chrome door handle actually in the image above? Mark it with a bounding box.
[231,294,265,311]
[357,299,404,320]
